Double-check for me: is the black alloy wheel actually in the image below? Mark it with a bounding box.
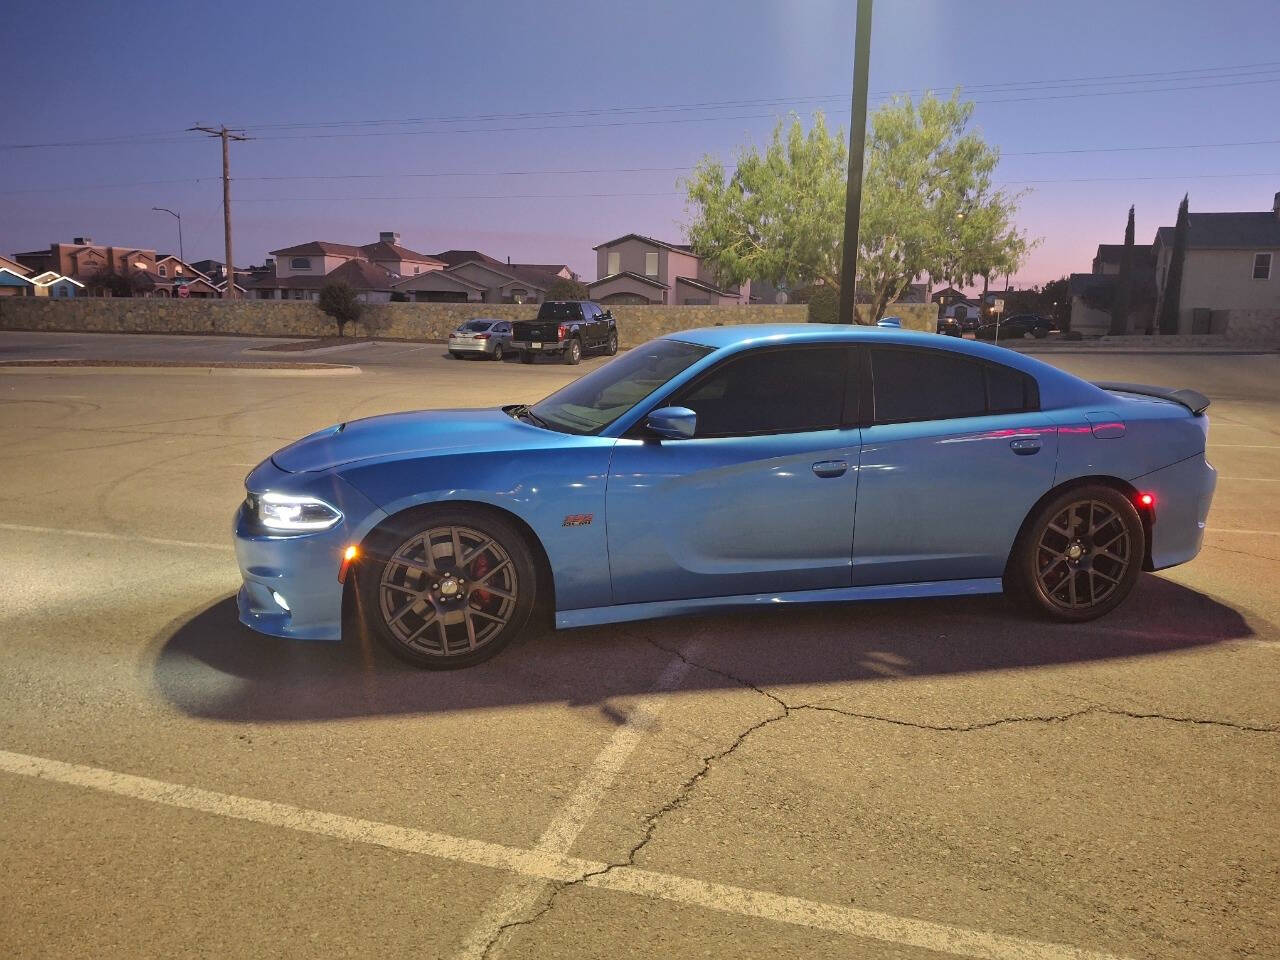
[358,506,537,668]
[1008,483,1144,622]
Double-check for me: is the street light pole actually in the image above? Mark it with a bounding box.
[152,207,183,265]
[837,0,874,325]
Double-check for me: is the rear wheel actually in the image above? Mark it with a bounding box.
[492,343,504,361]
[358,506,536,669]
[606,330,619,355]
[449,351,462,359]
[1008,484,1144,622]
[564,337,582,365]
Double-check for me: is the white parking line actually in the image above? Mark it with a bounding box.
[0,522,232,552]
[454,646,697,959]
[1208,443,1280,449]
[0,748,1129,960]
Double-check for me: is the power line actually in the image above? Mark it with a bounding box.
[232,191,684,202]
[6,60,1280,151]
[1002,171,1280,184]
[1004,137,1280,156]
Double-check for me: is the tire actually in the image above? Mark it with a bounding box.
[449,351,462,359]
[520,351,534,364]
[1032,326,1049,339]
[358,505,538,669]
[492,343,504,361]
[606,330,619,355]
[564,337,582,365]
[1006,484,1144,622]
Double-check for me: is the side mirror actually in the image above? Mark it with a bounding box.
[602,309,613,320]
[644,406,696,440]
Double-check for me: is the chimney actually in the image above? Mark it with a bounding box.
[379,231,400,246]
[73,236,93,245]
[507,256,511,265]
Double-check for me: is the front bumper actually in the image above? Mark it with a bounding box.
[233,459,385,641]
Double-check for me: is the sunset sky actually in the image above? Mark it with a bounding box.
[3,0,1278,289]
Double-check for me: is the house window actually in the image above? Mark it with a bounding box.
[158,264,167,277]
[607,251,620,275]
[645,251,658,276]
[291,257,311,270]
[1253,252,1272,280]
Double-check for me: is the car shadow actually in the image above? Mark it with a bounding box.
[152,574,1251,724]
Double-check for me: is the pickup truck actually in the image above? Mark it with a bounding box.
[510,301,618,365]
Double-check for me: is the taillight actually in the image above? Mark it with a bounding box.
[557,323,567,340]
[1137,492,1154,508]
[477,333,490,339]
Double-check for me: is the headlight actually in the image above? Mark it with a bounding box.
[248,491,343,531]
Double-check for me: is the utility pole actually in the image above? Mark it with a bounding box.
[837,0,874,325]
[189,124,249,298]
[152,207,183,264]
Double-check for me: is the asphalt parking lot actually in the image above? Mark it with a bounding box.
[2,331,1277,960]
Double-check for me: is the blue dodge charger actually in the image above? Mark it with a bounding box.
[234,325,1216,668]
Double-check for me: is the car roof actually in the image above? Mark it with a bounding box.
[661,323,1104,409]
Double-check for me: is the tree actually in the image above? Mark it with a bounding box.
[1040,276,1071,331]
[318,281,363,336]
[1158,194,1189,335]
[87,267,153,298]
[1109,205,1135,336]
[545,276,590,301]
[683,93,1033,323]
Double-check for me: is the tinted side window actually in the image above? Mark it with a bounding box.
[674,348,847,437]
[986,362,1031,413]
[871,348,985,422]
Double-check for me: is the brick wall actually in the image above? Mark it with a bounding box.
[0,298,936,347]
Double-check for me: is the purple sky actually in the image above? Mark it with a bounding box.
[2,0,1277,288]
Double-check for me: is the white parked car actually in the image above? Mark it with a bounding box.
[448,319,512,360]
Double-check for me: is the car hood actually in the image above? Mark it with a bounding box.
[271,407,556,473]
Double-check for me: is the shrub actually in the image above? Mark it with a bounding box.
[806,285,838,324]
[545,276,590,301]
[317,281,363,336]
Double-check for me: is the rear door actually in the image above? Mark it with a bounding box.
[606,344,861,603]
[851,345,1059,585]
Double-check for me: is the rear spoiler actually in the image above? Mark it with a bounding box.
[1093,381,1211,415]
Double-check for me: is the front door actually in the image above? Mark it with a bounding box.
[606,345,861,604]
[851,345,1059,585]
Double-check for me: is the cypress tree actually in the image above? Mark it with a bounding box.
[1109,206,1135,335]
[1158,194,1189,335]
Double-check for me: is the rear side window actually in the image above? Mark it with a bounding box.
[673,347,847,437]
[870,347,1036,423]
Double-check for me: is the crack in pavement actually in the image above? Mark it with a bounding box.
[481,635,1276,955]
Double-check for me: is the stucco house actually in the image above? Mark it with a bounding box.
[391,250,572,303]
[248,231,442,301]
[587,234,749,305]
[27,271,84,298]
[15,238,160,284]
[0,267,36,297]
[1151,191,1280,336]
[1068,243,1157,335]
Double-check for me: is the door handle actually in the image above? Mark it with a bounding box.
[1009,438,1042,455]
[812,460,848,478]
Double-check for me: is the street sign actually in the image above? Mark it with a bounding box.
[177,283,190,299]
[991,298,1004,313]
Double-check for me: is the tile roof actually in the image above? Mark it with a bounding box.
[587,271,669,290]
[269,241,365,258]
[592,233,695,254]
[360,241,445,265]
[675,275,735,296]
[1154,212,1280,250]
[244,258,397,291]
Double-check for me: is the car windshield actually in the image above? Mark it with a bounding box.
[460,320,493,332]
[528,338,712,435]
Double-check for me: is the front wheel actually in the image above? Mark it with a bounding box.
[606,330,618,355]
[358,506,537,669]
[563,338,582,365]
[491,343,504,361]
[1007,484,1144,622]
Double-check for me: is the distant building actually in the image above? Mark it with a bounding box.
[247,231,444,301]
[1069,243,1156,335]
[391,249,573,303]
[15,238,159,284]
[0,267,36,297]
[1151,191,1280,335]
[587,234,749,305]
[26,271,84,298]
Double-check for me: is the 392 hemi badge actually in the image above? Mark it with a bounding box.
[562,513,594,527]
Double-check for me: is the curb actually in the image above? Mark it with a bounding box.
[0,361,362,377]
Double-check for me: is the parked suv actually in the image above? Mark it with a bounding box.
[510,301,618,365]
